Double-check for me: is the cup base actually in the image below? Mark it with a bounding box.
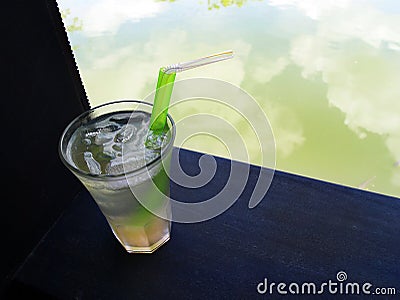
[123,233,170,253]
[110,218,171,254]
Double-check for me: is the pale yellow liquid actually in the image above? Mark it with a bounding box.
[68,111,172,253]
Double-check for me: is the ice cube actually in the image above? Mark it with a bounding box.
[84,152,101,175]
[81,123,120,140]
[100,124,120,132]
[95,132,114,145]
[110,116,130,126]
[112,144,122,152]
[82,128,99,139]
[114,125,136,143]
[105,154,145,175]
[145,130,167,150]
[105,156,128,175]
[140,117,150,127]
[98,150,116,160]
[83,138,91,146]
[128,112,146,124]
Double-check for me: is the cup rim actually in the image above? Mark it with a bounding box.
[59,99,175,180]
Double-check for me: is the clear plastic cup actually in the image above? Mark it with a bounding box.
[59,100,175,253]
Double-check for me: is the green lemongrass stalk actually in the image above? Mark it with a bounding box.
[144,68,176,149]
[149,67,176,133]
[145,50,234,149]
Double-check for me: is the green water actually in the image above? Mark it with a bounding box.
[57,0,400,198]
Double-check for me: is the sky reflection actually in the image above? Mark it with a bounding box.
[58,0,400,197]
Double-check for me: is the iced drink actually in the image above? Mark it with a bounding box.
[59,100,174,253]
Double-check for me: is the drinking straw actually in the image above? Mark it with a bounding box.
[146,50,234,148]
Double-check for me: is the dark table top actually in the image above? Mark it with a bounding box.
[6,149,400,299]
